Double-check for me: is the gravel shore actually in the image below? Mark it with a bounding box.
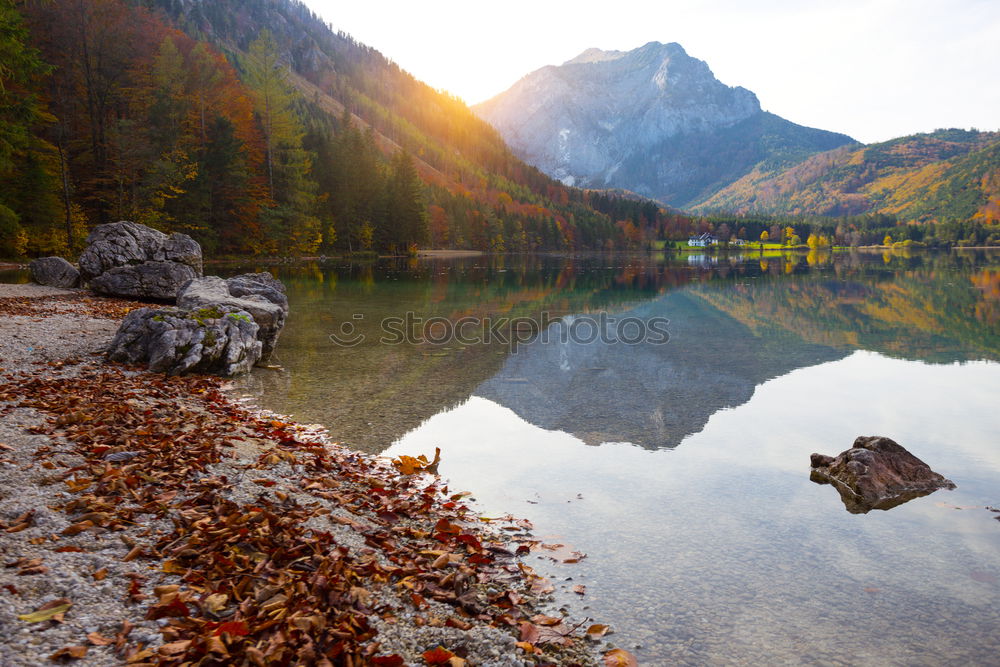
[0,284,601,666]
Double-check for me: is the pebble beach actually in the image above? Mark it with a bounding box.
[0,284,607,667]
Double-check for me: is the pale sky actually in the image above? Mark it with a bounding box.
[306,0,999,144]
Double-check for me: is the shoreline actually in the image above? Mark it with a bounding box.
[0,284,603,666]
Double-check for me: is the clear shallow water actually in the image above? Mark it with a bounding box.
[230,250,1000,664]
[11,252,998,663]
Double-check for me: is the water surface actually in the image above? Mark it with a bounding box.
[238,250,1000,664]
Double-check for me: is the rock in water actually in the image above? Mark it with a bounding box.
[810,436,955,513]
[78,221,202,299]
[106,306,262,376]
[29,256,80,288]
[177,273,288,363]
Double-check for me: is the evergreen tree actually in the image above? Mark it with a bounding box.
[383,150,428,251]
[244,29,320,254]
[0,0,59,256]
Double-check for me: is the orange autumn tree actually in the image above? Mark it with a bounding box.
[23,0,271,254]
[136,31,270,253]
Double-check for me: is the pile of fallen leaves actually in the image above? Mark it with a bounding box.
[0,293,143,320]
[0,361,617,666]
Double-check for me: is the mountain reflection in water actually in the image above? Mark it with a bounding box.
[229,250,1000,453]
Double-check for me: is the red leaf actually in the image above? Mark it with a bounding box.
[372,656,405,667]
[422,646,455,665]
[215,620,249,637]
[433,518,462,535]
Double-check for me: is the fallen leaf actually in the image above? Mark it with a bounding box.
[581,625,610,643]
[422,646,455,665]
[93,568,107,581]
[572,584,586,595]
[372,657,405,667]
[215,620,249,637]
[201,593,228,613]
[86,632,112,646]
[531,614,563,626]
[48,645,87,661]
[18,599,72,623]
[603,648,639,667]
[157,640,192,657]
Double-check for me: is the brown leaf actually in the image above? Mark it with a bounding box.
[531,614,563,626]
[519,622,540,644]
[204,635,229,656]
[157,640,192,657]
[201,593,228,614]
[86,632,112,646]
[48,645,87,661]
[93,568,107,581]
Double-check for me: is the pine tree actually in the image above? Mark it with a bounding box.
[244,29,320,254]
[0,0,59,256]
[383,150,428,251]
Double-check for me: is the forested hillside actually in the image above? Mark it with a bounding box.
[693,129,1000,226]
[2,0,700,258]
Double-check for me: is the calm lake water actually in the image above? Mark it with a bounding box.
[230,250,1000,665]
[9,250,1000,664]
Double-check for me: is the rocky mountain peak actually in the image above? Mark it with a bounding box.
[474,42,852,206]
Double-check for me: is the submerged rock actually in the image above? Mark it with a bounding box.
[29,256,80,288]
[106,305,261,376]
[177,273,287,362]
[79,221,202,299]
[810,436,955,513]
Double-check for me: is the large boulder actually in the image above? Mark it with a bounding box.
[810,436,955,513]
[90,261,198,300]
[106,305,262,376]
[177,273,287,362]
[29,256,80,288]
[79,221,202,299]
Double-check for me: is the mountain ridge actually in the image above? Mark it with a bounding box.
[691,128,1000,223]
[474,41,855,208]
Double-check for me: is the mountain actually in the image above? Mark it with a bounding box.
[142,0,631,252]
[10,0,691,258]
[691,128,1000,224]
[474,41,855,208]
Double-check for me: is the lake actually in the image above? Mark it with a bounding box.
[10,249,1000,664]
[230,249,1000,665]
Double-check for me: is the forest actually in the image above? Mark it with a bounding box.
[0,0,645,258]
[1,0,996,260]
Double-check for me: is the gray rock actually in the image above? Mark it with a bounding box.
[177,273,287,362]
[89,260,198,300]
[78,221,202,298]
[106,305,262,376]
[28,257,79,288]
[810,436,956,513]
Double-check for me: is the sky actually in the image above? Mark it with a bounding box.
[304,0,999,144]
